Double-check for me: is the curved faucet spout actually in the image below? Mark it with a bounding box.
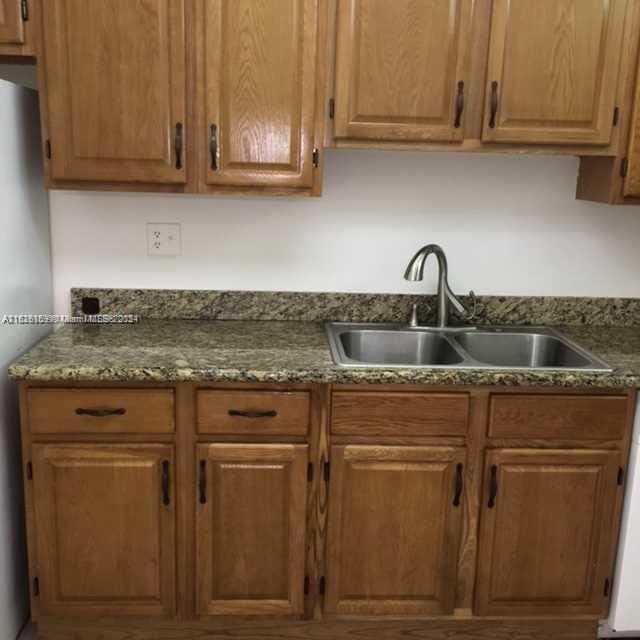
[404,244,474,329]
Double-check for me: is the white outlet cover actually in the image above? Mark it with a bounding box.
[146,223,182,257]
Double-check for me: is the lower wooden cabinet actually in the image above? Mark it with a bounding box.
[31,444,176,617]
[195,443,308,616]
[475,448,621,616]
[325,445,466,615]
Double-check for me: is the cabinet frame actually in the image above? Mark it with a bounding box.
[16,381,636,639]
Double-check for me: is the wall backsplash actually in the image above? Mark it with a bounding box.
[50,150,640,316]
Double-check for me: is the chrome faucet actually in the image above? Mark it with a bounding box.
[404,244,476,329]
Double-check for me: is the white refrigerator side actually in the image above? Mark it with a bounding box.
[0,79,52,638]
[605,396,640,635]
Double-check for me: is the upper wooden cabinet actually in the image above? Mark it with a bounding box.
[31,444,176,618]
[326,445,465,615]
[196,443,308,617]
[482,0,626,146]
[197,0,320,190]
[333,0,476,143]
[476,448,620,616]
[41,0,187,184]
[624,58,640,197]
[0,0,24,44]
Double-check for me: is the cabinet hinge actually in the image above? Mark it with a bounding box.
[307,462,313,482]
[21,0,29,22]
[618,466,625,486]
[604,578,611,597]
[32,577,39,597]
[620,157,629,178]
[613,106,620,127]
[329,98,335,119]
[304,576,310,595]
[312,148,320,168]
[45,139,52,160]
[319,576,326,596]
[323,461,330,482]
[26,461,33,480]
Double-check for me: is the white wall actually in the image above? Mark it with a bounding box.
[0,81,51,638]
[50,150,640,315]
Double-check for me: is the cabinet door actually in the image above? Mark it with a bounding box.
[0,0,24,44]
[42,0,187,183]
[476,449,620,616]
[201,0,318,188]
[482,0,626,145]
[196,443,308,616]
[624,61,640,197]
[32,444,176,617]
[326,446,465,615]
[334,0,475,142]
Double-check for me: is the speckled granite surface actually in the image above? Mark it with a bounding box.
[71,288,640,327]
[8,319,640,388]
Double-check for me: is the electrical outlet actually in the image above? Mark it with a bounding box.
[147,223,182,257]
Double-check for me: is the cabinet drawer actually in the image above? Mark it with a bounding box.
[488,394,628,440]
[331,392,469,437]
[27,388,175,434]
[197,391,310,436]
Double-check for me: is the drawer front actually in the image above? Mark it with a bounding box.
[197,391,310,436]
[331,392,469,437]
[488,394,628,440]
[27,388,175,434]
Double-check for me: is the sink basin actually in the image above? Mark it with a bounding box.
[338,329,464,366]
[326,323,612,372]
[453,331,592,369]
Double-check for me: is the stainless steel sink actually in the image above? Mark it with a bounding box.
[326,323,612,372]
[338,330,465,366]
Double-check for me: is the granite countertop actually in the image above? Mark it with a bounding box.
[7,319,640,388]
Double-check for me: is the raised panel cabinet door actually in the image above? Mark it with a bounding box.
[200,0,318,188]
[482,0,626,145]
[196,443,308,616]
[0,0,24,43]
[31,444,176,617]
[325,445,466,615]
[624,60,640,197]
[42,0,187,183]
[475,449,621,616]
[334,0,476,142]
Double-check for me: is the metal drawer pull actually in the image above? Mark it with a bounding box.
[489,81,498,129]
[228,410,277,419]
[454,81,464,128]
[210,124,218,170]
[199,460,207,504]
[75,408,126,417]
[162,460,170,506]
[488,465,498,508]
[453,463,464,506]
[175,122,183,170]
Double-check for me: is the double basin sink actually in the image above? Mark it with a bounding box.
[326,324,612,372]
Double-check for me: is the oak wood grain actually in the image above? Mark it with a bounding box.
[32,443,176,618]
[488,394,628,440]
[27,388,175,435]
[483,0,626,145]
[334,0,476,142]
[475,448,620,616]
[199,0,318,189]
[0,0,23,44]
[326,445,465,615]
[332,391,469,437]
[197,390,310,436]
[196,443,308,617]
[42,0,187,183]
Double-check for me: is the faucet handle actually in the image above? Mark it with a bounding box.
[463,290,477,321]
[408,303,419,328]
